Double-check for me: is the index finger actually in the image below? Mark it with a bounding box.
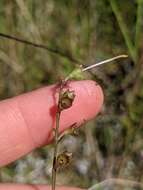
[0,80,103,166]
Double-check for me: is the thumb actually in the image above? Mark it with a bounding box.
[0,80,103,166]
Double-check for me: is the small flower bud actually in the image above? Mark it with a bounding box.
[58,89,75,111]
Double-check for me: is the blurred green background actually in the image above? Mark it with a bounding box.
[0,0,143,189]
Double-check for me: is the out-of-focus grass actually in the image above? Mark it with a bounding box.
[0,0,143,189]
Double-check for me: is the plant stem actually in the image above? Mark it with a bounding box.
[109,0,136,63]
[52,109,61,190]
[51,54,128,189]
[135,0,143,61]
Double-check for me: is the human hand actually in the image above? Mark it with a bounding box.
[0,80,103,190]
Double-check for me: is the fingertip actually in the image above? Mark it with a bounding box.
[59,80,104,132]
[16,80,104,147]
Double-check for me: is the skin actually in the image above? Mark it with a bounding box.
[0,80,103,190]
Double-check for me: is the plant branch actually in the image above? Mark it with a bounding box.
[109,0,137,63]
[51,54,128,190]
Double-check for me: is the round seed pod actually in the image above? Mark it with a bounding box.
[56,151,72,169]
[58,89,75,111]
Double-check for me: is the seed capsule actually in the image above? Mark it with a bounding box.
[56,151,72,169]
[58,123,79,142]
[71,124,79,136]
[58,89,75,111]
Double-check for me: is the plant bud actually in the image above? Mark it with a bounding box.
[58,89,75,111]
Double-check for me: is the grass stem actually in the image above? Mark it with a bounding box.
[109,0,136,63]
[135,0,143,61]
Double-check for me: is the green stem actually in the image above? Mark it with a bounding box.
[135,0,143,61]
[109,0,137,63]
[52,110,61,190]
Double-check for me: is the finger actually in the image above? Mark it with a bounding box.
[0,80,103,166]
[0,184,83,190]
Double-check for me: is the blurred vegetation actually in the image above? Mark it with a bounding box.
[0,0,143,189]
